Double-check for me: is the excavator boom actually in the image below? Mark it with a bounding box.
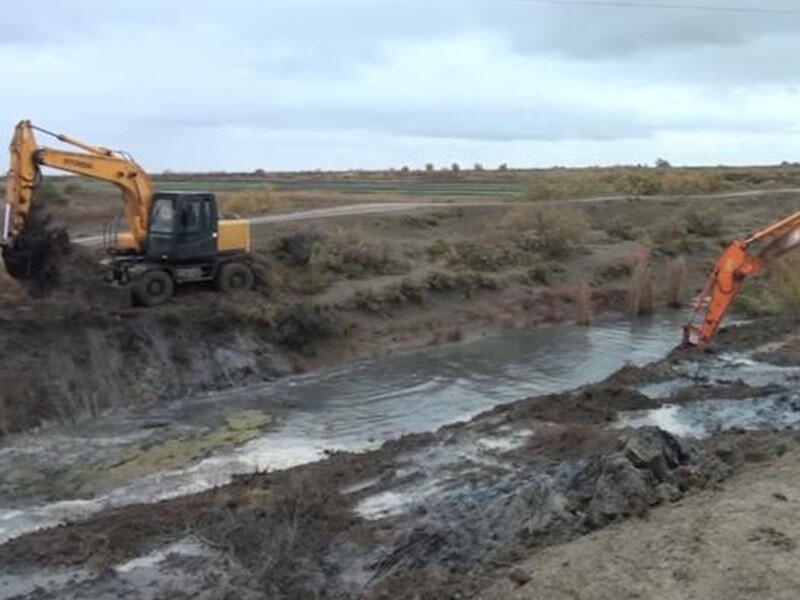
[684,209,800,347]
[3,120,152,249]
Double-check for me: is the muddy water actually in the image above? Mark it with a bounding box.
[0,313,687,543]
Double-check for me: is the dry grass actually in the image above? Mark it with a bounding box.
[575,281,592,325]
[310,225,406,278]
[629,259,654,316]
[665,257,686,308]
[764,256,800,319]
[221,185,282,215]
[499,205,590,259]
[522,167,729,202]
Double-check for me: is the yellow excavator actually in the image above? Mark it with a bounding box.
[2,120,253,305]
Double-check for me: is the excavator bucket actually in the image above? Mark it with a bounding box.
[1,208,70,296]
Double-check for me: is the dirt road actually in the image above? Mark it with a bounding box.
[70,187,800,247]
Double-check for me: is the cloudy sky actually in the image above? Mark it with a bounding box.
[3,0,800,171]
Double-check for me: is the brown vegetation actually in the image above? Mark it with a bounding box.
[629,258,654,316]
[221,185,282,215]
[666,257,686,308]
[575,281,591,325]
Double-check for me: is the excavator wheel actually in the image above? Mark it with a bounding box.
[133,269,174,306]
[217,262,254,293]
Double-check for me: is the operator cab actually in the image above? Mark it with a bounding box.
[146,192,218,262]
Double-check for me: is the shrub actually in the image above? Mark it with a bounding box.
[684,207,723,237]
[271,303,339,350]
[473,163,484,171]
[199,472,350,597]
[605,216,637,241]
[222,185,280,215]
[310,227,406,278]
[34,181,68,206]
[275,232,317,266]
[621,172,662,197]
[665,257,686,308]
[763,257,800,319]
[575,281,591,325]
[446,240,518,271]
[500,205,590,260]
[63,181,86,195]
[533,207,590,259]
[425,163,435,172]
[524,179,559,202]
[498,163,508,171]
[526,263,549,285]
[651,215,689,255]
[425,270,497,296]
[629,259,654,316]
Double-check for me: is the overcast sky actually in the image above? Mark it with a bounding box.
[3,0,800,171]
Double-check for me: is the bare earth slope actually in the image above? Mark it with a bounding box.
[479,446,800,600]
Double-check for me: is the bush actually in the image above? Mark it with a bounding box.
[621,172,662,197]
[271,303,339,350]
[526,263,549,285]
[222,185,280,215]
[684,207,723,237]
[446,240,518,271]
[34,181,68,206]
[629,259,654,316]
[575,281,591,325]
[665,257,686,308]
[425,270,497,296]
[63,181,86,195]
[605,216,637,241]
[651,215,690,255]
[310,227,406,278]
[275,232,317,266]
[763,257,800,319]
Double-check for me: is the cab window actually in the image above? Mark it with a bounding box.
[180,200,202,233]
[150,198,175,233]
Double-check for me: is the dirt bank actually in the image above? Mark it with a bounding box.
[0,194,722,437]
[2,311,799,599]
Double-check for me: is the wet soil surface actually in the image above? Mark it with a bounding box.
[2,317,800,598]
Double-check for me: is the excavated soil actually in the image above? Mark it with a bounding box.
[3,315,800,599]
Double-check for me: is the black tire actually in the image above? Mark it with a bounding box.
[217,262,254,293]
[133,269,174,306]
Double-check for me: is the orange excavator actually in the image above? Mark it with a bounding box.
[683,207,800,347]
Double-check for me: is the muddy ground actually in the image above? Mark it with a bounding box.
[5,185,800,437]
[1,315,800,599]
[3,179,800,597]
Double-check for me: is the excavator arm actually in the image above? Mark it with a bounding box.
[3,120,153,266]
[684,208,800,347]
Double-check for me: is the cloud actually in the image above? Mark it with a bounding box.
[2,0,800,169]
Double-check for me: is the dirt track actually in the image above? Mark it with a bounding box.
[71,187,800,247]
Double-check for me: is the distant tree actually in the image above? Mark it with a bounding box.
[425,163,435,172]
[498,163,508,171]
[451,162,460,173]
[655,158,671,169]
[400,165,410,173]
[473,163,484,171]
[254,168,267,176]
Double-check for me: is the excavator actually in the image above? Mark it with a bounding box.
[1,120,254,305]
[684,205,800,347]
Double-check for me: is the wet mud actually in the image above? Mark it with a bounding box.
[2,315,800,599]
